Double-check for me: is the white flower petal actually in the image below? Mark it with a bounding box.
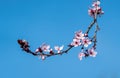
[54,46,59,50]
[41,55,45,60]
[78,53,85,61]
[88,41,92,44]
[35,48,39,52]
[60,45,64,50]
[84,44,88,47]
[96,1,100,5]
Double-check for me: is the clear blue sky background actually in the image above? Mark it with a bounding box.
[0,0,120,78]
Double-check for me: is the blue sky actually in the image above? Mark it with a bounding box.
[0,0,120,78]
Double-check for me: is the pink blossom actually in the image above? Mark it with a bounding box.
[88,7,104,16]
[97,7,104,15]
[88,9,95,16]
[88,1,104,16]
[40,44,50,52]
[78,52,85,60]
[71,39,81,47]
[88,48,97,57]
[82,38,91,47]
[54,45,64,53]
[35,44,50,53]
[75,30,84,40]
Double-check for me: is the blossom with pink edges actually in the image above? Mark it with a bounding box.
[35,44,50,53]
[88,48,97,57]
[88,1,104,17]
[54,45,64,53]
[71,39,81,47]
[75,30,85,40]
[82,38,91,47]
[78,52,85,60]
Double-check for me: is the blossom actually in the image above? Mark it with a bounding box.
[82,38,91,47]
[88,1,104,17]
[75,30,84,40]
[88,9,95,16]
[54,45,64,53]
[35,44,50,53]
[88,48,97,57]
[40,44,50,52]
[71,39,81,47]
[78,52,85,60]
[97,7,104,15]
[88,7,104,16]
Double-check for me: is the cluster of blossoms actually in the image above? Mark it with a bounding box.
[70,30,97,60]
[18,29,97,61]
[78,48,97,60]
[18,39,64,60]
[17,0,103,61]
[88,0,104,17]
[35,44,64,60]
[70,30,91,47]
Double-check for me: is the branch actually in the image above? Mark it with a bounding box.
[85,18,96,34]
[17,0,104,60]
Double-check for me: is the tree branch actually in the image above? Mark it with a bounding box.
[17,0,104,60]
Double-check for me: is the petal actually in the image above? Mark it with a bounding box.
[35,48,39,52]
[96,1,100,5]
[79,57,83,60]
[88,41,92,44]
[57,51,61,53]
[41,55,46,60]
[60,45,64,50]
[84,44,88,47]
[78,53,85,60]
[54,46,59,50]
